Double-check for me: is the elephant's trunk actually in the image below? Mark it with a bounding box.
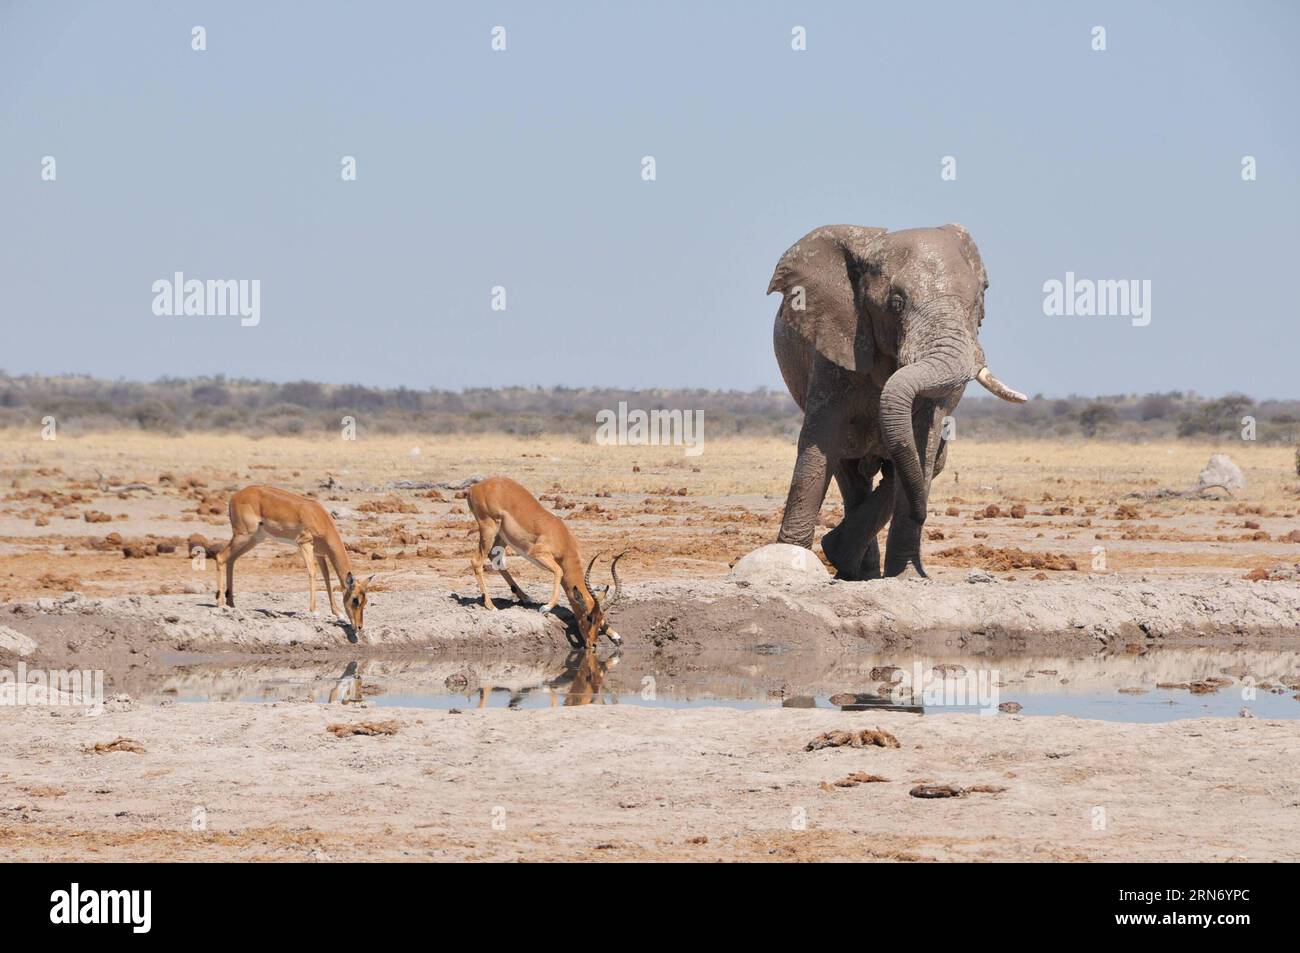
[879,344,971,525]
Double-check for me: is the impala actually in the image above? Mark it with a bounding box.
[214,485,371,635]
[467,476,625,647]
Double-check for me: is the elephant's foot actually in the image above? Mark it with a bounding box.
[819,528,868,581]
[883,513,928,579]
[884,557,928,579]
[863,538,883,580]
[822,516,889,580]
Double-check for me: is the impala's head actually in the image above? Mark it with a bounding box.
[571,552,627,647]
[343,572,373,633]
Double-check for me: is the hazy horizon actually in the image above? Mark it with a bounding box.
[0,368,1294,405]
[3,1,1298,397]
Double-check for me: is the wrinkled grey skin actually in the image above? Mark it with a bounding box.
[769,224,1023,579]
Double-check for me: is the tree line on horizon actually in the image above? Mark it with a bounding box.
[0,373,1297,444]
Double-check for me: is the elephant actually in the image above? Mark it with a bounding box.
[768,224,1027,580]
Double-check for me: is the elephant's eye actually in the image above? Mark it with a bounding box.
[887,294,906,316]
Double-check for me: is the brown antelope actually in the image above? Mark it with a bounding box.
[474,649,621,708]
[214,485,371,635]
[467,476,624,647]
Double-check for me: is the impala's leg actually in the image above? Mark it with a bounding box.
[298,536,318,614]
[492,533,531,603]
[471,517,501,610]
[316,554,339,616]
[529,550,564,614]
[216,533,258,608]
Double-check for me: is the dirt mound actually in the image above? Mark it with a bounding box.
[805,728,900,751]
[936,544,1078,572]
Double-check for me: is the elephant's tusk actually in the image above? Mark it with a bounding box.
[976,367,1028,403]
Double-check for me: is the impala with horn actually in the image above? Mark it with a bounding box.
[467,476,625,647]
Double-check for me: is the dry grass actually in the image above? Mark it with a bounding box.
[4,430,1296,503]
[1,430,1297,602]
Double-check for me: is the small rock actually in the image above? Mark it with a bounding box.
[966,570,996,584]
[0,625,38,657]
[730,543,830,585]
[1197,453,1245,491]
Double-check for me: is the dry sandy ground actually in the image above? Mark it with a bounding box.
[2,702,1298,862]
[2,431,1299,607]
[5,574,1300,682]
[1,431,1298,659]
[3,431,1299,863]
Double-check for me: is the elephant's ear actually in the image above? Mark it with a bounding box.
[941,223,987,290]
[768,225,886,373]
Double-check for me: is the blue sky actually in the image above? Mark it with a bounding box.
[2,1,1297,396]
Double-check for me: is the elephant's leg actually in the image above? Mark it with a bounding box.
[883,408,944,578]
[883,483,927,577]
[776,408,838,549]
[825,460,896,580]
[864,535,882,579]
[821,458,871,578]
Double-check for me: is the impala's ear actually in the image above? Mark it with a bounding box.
[570,585,584,606]
[769,225,887,373]
[345,572,356,589]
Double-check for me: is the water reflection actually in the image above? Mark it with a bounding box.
[129,645,1300,722]
[476,649,619,708]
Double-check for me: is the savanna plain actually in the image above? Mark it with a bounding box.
[2,431,1299,861]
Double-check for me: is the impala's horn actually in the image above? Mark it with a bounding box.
[605,551,627,611]
[584,551,603,606]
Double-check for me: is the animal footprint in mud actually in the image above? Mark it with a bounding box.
[805,728,900,751]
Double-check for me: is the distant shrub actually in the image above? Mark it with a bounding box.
[0,373,1296,443]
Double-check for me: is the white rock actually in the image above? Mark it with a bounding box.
[1197,454,1244,491]
[730,543,829,585]
[0,625,38,657]
[966,570,996,584]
